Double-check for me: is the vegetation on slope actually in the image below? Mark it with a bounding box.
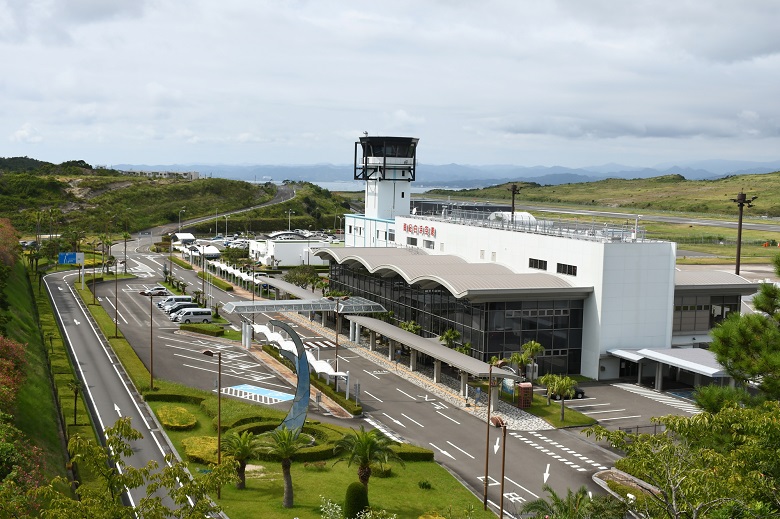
[425,171,780,216]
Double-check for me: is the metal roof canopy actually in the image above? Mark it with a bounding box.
[608,347,729,378]
[222,296,387,315]
[346,315,520,380]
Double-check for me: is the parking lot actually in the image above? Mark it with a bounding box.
[540,380,700,432]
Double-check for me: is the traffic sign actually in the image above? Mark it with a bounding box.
[58,252,85,265]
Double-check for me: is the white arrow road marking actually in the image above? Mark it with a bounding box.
[114,403,122,417]
[543,463,550,483]
[494,437,501,454]
[429,443,455,460]
[74,319,80,325]
[382,413,406,427]
[58,286,63,291]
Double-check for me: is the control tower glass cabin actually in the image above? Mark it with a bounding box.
[354,136,419,220]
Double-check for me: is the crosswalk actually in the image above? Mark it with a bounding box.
[364,415,407,444]
[220,385,294,405]
[612,383,700,414]
[510,431,609,472]
[303,340,337,350]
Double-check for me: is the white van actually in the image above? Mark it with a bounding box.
[157,295,192,309]
[175,308,212,324]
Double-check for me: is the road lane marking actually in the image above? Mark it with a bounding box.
[582,408,626,415]
[363,369,381,380]
[395,388,417,400]
[401,413,424,427]
[446,441,474,459]
[362,390,383,402]
[435,411,460,425]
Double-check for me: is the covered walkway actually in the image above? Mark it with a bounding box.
[609,347,731,390]
[346,315,519,403]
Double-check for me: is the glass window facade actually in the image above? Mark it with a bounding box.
[672,294,740,332]
[328,262,585,375]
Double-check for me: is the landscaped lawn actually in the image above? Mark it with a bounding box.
[148,401,497,519]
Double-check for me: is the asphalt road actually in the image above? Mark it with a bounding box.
[103,246,621,517]
[45,271,178,509]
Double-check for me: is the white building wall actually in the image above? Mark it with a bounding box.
[394,216,676,379]
[248,239,329,267]
[344,215,396,248]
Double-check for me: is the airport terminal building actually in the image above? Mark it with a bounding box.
[316,136,757,382]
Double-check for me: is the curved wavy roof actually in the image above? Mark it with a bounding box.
[313,247,591,302]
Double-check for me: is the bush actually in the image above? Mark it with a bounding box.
[418,479,432,490]
[179,323,224,337]
[199,271,233,291]
[143,392,205,405]
[391,443,435,462]
[181,436,218,464]
[344,481,369,519]
[157,405,197,430]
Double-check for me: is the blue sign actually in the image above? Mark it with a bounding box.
[58,252,85,265]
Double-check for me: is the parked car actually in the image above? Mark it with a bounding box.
[157,295,192,309]
[551,386,586,400]
[165,302,198,315]
[173,308,213,324]
[140,286,169,296]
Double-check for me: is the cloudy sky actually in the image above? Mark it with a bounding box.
[2,0,779,168]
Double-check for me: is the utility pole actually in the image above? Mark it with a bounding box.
[730,190,757,275]
[507,184,520,226]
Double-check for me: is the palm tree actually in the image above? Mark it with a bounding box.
[333,426,404,492]
[121,231,131,274]
[539,373,578,421]
[520,340,545,382]
[538,373,559,406]
[521,484,626,519]
[439,328,461,349]
[66,378,83,425]
[260,426,308,508]
[220,430,264,490]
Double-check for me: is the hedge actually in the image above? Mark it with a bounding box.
[199,271,233,291]
[391,443,435,462]
[182,436,217,465]
[170,256,193,269]
[179,323,224,337]
[157,405,198,430]
[143,391,205,405]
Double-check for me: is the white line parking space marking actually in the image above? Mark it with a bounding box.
[612,383,700,414]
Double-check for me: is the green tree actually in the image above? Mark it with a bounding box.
[333,426,404,492]
[692,384,758,413]
[538,373,578,421]
[520,339,544,381]
[710,255,780,400]
[400,320,421,335]
[66,378,83,425]
[121,231,131,274]
[438,328,461,349]
[283,264,319,289]
[220,430,264,490]
[37,417,237,518]
[520,484,626,519]
[259,426,308,508]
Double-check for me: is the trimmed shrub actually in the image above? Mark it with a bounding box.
[418,479,432,490]
[143,392,205,405]
[179,323,224,337]
[170,256,193,269]
[391,443,435,462]
[343,481,369,519]
[182,436,218,464]
[199,271,233,291]
[157,405,197,430]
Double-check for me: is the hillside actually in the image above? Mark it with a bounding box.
[0,157,354,237]
[424,172,779,217]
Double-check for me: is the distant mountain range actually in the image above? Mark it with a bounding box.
[113,159,780,189]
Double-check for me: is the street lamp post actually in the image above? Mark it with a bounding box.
[500,424,508,517]
[202,349,222,499]
[483,359,506,510]
[178,208,186,233]
[114,247,119,338]
[327,296,349,391]
[150,293,154,390]
[731,191,758,276]
[287,210,295,231]
[224,215,229,237]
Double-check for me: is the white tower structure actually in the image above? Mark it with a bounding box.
[355,136,418,220]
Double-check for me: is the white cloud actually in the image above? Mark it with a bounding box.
[0,0,779,166]
[10,123,42,143]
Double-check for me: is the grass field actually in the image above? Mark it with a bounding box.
[148,401,496,519]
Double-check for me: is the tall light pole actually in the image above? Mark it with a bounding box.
[483,359,506,510]
[287,209,295,231]
[114,246,119,338]
[224,215,229,237]
[327,295,349,391]
[178,208,186,233]
[202,349,222,499]
[731,191,757,276]
[150,293,154,391]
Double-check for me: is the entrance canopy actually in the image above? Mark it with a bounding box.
[223,296,386,315]
[347,315,520,380]
[609,347,729,378]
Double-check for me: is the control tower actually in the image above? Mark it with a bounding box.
[354,136,419,220]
